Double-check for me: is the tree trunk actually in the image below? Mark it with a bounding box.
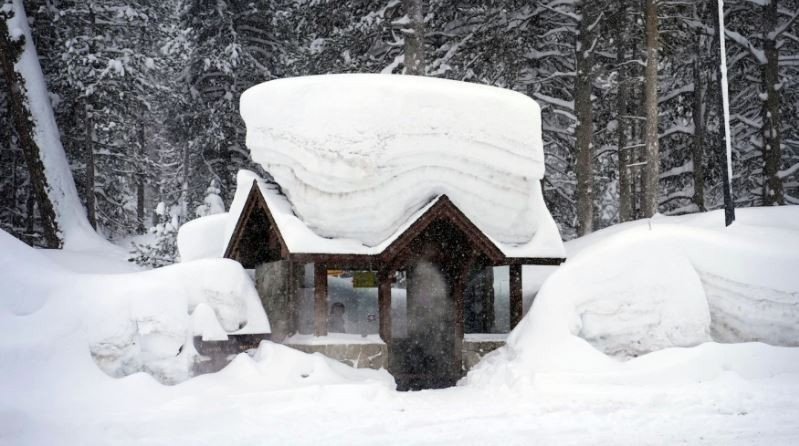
[84,103,97,229]
[575,0,595,235]
[25,186,34,238]
[761,0,784,205]
[180,144,190,223]
[1,1,60,247]
[84,5,96,229]
[691,20,706,212]
[136,122,146,233]
[617,0,633,223]
[402,0,425,75]
[642,0,660,217]
[631,37,644,219]
[0,0,94,247]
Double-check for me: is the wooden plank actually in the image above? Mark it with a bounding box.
[288,253,381,270]
[502,257,566,266]
[453,253,475,342]
[314,263,328,336]
[509,263,523,329]
[377,271,392,343]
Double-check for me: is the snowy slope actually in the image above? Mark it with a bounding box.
[241,74,563,255]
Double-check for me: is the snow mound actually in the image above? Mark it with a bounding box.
[203,342,395,390]
[567,237,712,358]
[177,213,228,262]
[465,207,799,386]
[241,74,559,249]
[0,229,269,384]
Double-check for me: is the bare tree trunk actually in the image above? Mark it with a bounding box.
[402,0,425,75]
[642,0,660,217]
[25,186,34,237]
[84,103,97,229]
[630,37,644,219]
[84,5,96,229]
[136,122,146,233]
[180,144,190,223]
[762,0,784,205]
[617,1,633,223]
[691,18,706,212]
[575,0,596,235]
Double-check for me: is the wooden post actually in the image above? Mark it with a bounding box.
[378,270,392,343]
[314,263,328,336]
[509,264,523,329]
[452,274,465,342]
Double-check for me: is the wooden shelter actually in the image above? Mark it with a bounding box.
[224,181,564,389]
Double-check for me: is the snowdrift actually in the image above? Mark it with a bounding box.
[465,207,799,387]
[0,229,269,384]
[0,230,393,436]
[240,74,562,253]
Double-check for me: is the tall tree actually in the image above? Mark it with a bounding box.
[574,1,599,235]
[691,4,707,212]
[642,0,660,217]
[402,0,425,75]
[615,1,634,222]
[0,0,94,247]
[760,0,784,205]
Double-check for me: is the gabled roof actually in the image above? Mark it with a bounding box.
[223,180,565,269]
[379,195,504,265]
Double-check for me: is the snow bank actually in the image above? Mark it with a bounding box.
[241,74,562,256]
[465,207,799,387]
[0,230,269,384]
[0,230,393,438]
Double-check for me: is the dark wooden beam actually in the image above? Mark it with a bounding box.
[377,270,393,343]
[314,263,328,336]
[509,263,523,329]
[453,254,476,341]
[503,257,566,266]
[288,253,382,270]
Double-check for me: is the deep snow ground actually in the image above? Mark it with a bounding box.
[7,366,799,445]
[2,207,799,445]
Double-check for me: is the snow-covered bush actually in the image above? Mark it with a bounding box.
[129,202,181,267]
[195,179,225,218]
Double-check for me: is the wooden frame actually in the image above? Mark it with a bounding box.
[314,263,328,336]
[224,183,565,269]
[377,270,392,343]
[224,184,564,388]
[509,264,523,329]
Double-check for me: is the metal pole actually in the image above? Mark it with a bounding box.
[717,0,736,226]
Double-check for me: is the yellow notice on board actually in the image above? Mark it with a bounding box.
[352,271,378,288]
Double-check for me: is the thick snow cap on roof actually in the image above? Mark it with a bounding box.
[241,74,563,256]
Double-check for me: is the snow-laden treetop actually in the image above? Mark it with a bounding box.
[241,74,562,255]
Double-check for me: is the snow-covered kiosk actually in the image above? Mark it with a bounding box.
[224,74,565,389]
